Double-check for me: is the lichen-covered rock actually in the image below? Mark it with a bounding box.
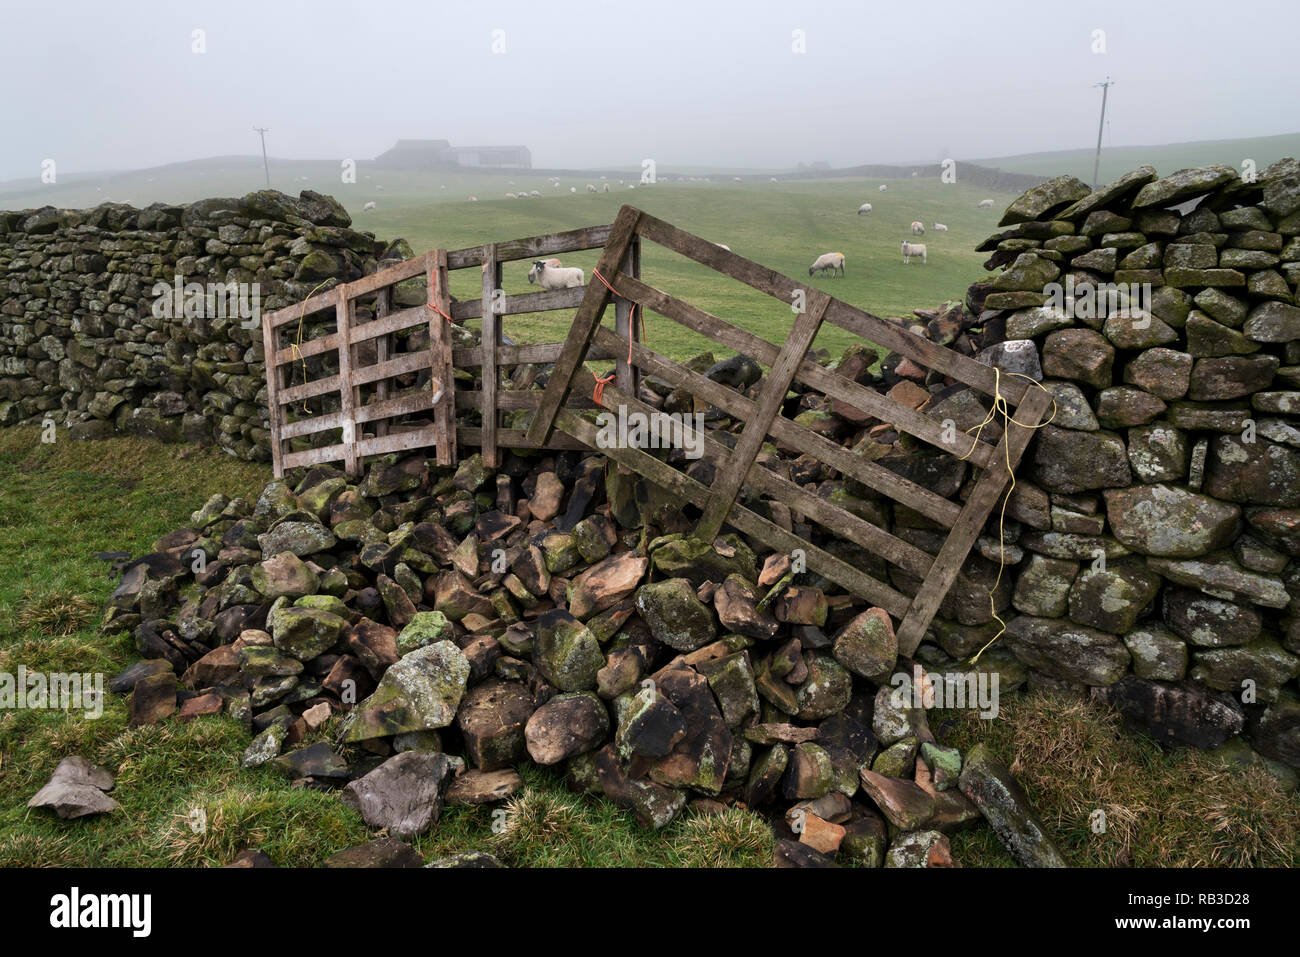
[344,641,470,741]
[1004,615,1131,686]
[1103,483,1241,557]
[1032,426,1131,493]
[999,174,1093,226]
[635,578,716,652]
[1204,436,1300,507]
[1093,677,1244,749]
[271,605,348,661]
[832,607,898,679]
[1066,560,1161,634]
[958,743,1066,867]
[534,609,605,692]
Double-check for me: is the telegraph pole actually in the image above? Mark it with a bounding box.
[256,128,274,185]
[1091,79,1114,189]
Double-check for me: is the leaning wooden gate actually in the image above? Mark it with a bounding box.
[526,205,1053,653]
[263,205,1051,651]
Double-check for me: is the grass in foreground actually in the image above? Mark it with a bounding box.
[1,427,1296,867]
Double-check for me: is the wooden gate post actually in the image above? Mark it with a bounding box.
[480,244,501,467]
[428,249,457,466]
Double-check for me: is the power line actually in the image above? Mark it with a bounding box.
[1091,78,1114,189]
[256,127,274,187]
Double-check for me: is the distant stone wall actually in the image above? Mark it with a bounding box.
[0,190,409,460]
[910,158,1300,769]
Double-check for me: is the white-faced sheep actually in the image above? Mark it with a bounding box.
[529,189,542,197]
[586,184,597,193]
[570,186,577,192]
[911,221,925,235]
[858,203,872,215]
[977,198,994,209]
[901,241,927,264]
[932,222,949,231]
[363,201,377,211]
[528,260,585,289]
[879,184,888,192]
[505,192,516,199]
[809,252,846,278]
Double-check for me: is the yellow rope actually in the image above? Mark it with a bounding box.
[954,366,1057,665]
[288,279,335,415]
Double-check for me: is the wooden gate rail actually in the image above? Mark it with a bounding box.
[528,205,1050,653]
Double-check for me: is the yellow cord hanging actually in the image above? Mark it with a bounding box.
[954,366,1057,665]
[288,279,335,415]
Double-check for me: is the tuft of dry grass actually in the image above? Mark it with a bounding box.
[946,692,1300,868]
[14,589,96,638]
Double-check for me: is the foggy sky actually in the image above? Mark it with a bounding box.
[1,0,1296,181]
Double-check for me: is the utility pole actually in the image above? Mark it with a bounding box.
[1091,78,1114,189]
[256,127,274,187]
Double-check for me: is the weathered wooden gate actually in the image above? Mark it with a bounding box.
[263,205,1050,651]
[526,205,1053,653]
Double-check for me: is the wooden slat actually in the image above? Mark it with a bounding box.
[608,272,997,469]
[451,285,586,321]
[355,389,440,425]
[351,350,431,387]
[446,224,613,269]
[373,287,392,438]
[280,409,347,440]
[589,326,961,527]
[457,426,590,451]
[335,289,360,476]
[273,304,429,365]
[632,210,1030,406]
[525,205,642,446]
[481,245,501,467]
[356,426,441,458]
[278,373,342,406]
[697,290,830,541]
[596,379,934,578]
[429,249,457,466]
[894,384,1054,655]
[452,341,619,367]
[262,310,286,477]
[283,442,349,469]
[455,390,595,411]
[553,404,911,617]
[614,236,639,394]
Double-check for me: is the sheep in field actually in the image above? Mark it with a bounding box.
[363,201,377,211]
[587,184,597,192]
[901,241,927,264]
[879,184,887,192]
[505,192,516,199]
[602,183,610,192]
[858,203,872,214]
[529,190,542,197]
[528,259,585,289]
[809,252,846,278]
[468,196,478,202]
[977,198,995,208]
[911,221,925,235]
[932,222,949,231]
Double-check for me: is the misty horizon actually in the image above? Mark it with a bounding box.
[2,0,1297,183]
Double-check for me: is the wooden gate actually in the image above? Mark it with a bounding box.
[526,205,1053,653]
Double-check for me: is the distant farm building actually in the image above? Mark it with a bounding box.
[374,139,532,169]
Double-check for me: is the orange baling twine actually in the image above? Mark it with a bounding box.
[589,268,640,406]
[957,367,1056,665]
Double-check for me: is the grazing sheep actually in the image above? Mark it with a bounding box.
[770,177,778,183]
[468,196,478,202]
[528,260,585,289]
[879,184,887,192]
[911,171,918,177]
[809,252,846,278]
[587,184,597,192]
[977,198,995,209]
[505,192,516,199]
[932,222,949,231]
[858,203,872,215]
[363,201,377,211]
[529,189,541,197]
[901,241,927,264]
[733,176,742,182]
[911,221,925,235]
[570,186,576,193]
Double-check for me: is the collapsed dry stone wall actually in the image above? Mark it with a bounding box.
[0,190,411,460]
[912,158,1300,771]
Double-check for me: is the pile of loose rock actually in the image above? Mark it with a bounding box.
[101,449,1064,867]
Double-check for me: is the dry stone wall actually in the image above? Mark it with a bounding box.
[915,158,1300,771]
[0,190,411,460]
